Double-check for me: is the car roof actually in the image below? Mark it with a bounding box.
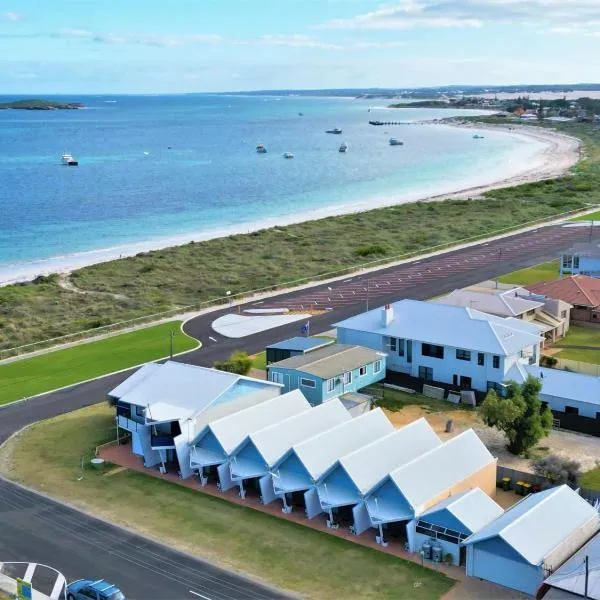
[89,580,121,594]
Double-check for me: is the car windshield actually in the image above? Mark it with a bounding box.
[104,592,125,600]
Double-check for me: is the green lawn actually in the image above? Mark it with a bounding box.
[0,321,198,406]
[364,385,475,414]
[571,210,600,221]
[251,351,266,370]
[497,260,560,285]
[0,405,454,600]
[554,325,600,364]
[580,465,600,491]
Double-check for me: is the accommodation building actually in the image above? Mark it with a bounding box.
[413,488,504,566]
[270,408,394,516]
[228,399,351,502]
[334,300,543,395]
[542,530,600,599]
[266,344,386,406]
[188,389,310,490]
[560,242,600,278]
[436,284,571,343]
[108,361,282,478]
[463,485,600,596]
[265,336,333,365]
[364,429,497,547]
[528,276,600,326]
[316,418,441,534]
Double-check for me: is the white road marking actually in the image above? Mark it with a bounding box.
[189,591,213,599]
[252,301,264,305]
[208,336,218,343]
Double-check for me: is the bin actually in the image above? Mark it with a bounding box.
[90,457,105,470]
[515,480,524,495]
[522,482,532,495]
[501,477,511,491]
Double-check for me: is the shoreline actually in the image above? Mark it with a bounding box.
[0,123,581,286]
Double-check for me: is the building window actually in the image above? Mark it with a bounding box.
[565,406,579,415]
[456,349,471,361]
[343,371,352,385]
[492,355,500,369]
[478,353,485,366]
[418,366,433,381]
[421,343,444,359]
[561,310,567,319]
[300,378,316,388]
[270,371,283,384]
[574,256,580,269]
[398,338,405,357]
[327,378,336,392]
[374,360,382,374]
[562,255,572,269]
[487,381,504,394]
[359,366,367,376]
[526,309,536,317]
[389,337,397,352]
[135,405,145,418]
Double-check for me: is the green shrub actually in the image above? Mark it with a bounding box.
[354,244,387,257]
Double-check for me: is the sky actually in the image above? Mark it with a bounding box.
[1,0,600,94]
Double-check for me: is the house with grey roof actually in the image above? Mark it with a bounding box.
[334,300,543,396]
[266,343,386,407]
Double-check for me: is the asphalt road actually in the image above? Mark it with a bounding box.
[0,221,598,600]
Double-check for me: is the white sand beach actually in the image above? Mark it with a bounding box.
[0,123,581,286]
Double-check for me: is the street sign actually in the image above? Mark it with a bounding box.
[16,577,32,600]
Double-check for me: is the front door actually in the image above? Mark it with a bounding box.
[460,376,472,389]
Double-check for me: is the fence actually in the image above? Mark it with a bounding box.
[552,357,600,377]
[1,203,598,361]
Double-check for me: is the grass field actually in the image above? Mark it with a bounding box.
[554,325,600,364]
[581,465,600,491]
[365,385,475,414]
[0,405,454,600]
[571,210,600,221]
[251,351,267,370]
[497,260,560,285]
[1,123,598,352]
[0,321,197,406]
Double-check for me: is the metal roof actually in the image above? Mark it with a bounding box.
[382,429,496,514]
[195,390,310,453]
[331,417,441,494]
[268,344,384,379]
[420,488,504,534]
[333,299,543,357]
[565,242,600,257]
[545,531,600,599]
[267,336,333,352]
[276,408,394,480]
[107,362,161,399]
[435,288,543,318]
[109,361,280,423]
[242,399,352,467]
[464,485,600,566]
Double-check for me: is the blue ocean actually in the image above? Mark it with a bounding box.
[0,95,546,281]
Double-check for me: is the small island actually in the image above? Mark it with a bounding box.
[0,99,84,110]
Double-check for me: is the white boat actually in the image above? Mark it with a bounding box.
[473,134,485,139]
[283,152,294,159]
[61,153,78,166]
[256,144,267,153]
[326,128,342,134]
[339,142,348,153]
[389,138,403,146]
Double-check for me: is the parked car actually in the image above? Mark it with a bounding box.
[67,579,126,600]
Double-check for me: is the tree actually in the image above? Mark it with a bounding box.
[533,455,581,487]
[480,376,553,455]
[213,351,252,375]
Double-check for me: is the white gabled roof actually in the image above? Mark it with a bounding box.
[334,299,543,356]
[385,429,495,513]
[435,288,543,318]
[333,417,441,494]
[108,363,161,399]
[248,399,351,467]
[283,408,394,480]
[200,390,310,454]
[464,485,599,566]
[420,488,504,534]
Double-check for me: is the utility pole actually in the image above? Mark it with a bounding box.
[366,279,370,311]
[169,330,174,359]
[585,554,589,598]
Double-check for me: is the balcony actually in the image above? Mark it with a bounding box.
[151,434,176,449]
[117,414,143,433]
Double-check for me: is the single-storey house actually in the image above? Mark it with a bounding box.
[414,488,504,566]
[560,242,600,278]
[108,361,282,478]
[265,336,334,365]
[334,300,543,395]
[266,344,386,406]
[188,389,310,490]
[436,284,571,343]
[316,418,441,533]
[270,408,394,516]
[542,530,600,599]
[364,429,497,547]
[528,275,600,326]
[463,485,600,596]
[228,398,351,502]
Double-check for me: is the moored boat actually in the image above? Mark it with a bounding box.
[339,142,348,153]
[389,138,403,146]
[283,152,294,159]
[256,144,267,153]
[473,134,485,139]
[326,128,342,134]
[61,153,78,166]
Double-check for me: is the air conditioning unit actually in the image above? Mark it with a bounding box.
[158,465,166,474]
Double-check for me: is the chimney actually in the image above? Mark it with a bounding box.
[381,304,394,327]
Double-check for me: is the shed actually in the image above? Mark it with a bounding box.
[316,418,441,533]
[229,398,351,503]
[270,408,394,516]
[365,429,497,547]
[266,336,334,365]
[463,485,600,596]
[189,389,310,490]
[414,488,503,566]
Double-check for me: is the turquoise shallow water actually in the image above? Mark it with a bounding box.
[0,95,546,280]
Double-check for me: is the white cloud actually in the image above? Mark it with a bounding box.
[252,34,343,50]
[0,11,22,21]
[56,28,222,47]
[317,0,600,30]
[351,40,409,49]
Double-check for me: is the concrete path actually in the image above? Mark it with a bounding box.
[212,313,311,338]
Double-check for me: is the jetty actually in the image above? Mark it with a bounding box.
[369,120,405,126]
